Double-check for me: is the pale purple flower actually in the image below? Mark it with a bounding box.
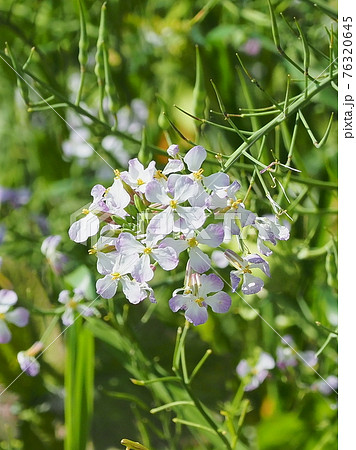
[0,290,29,344]
[211,250,229,268]
[0,186,31,207]
[161,224,224,273]
[253,216,290,256]
[145,176,206,235]
[225,249,270,295]
[17,341,43,377]
[96,253,150,303]
[58,289,99,326]
[68,184,108,243]
[169,273,231,325]
[237,352,275,391]
[208,181,256,240]
[116,232,178,282]
[312,375,338,395]
[41,235,68,274]
[242,38,261,56]
[120,158,156,193]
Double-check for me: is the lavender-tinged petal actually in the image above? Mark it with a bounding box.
[160,237,188,255]
[173,176,197,203]
[61,308,75,326]
[127,158,144,180]
[121,278,146,304]
[188,184,208,207]
[91,184,106,202]
[185,302,208,326]
[197,224,224,247]
[146,208,174,236]
[244,376,262,392]
[230,271,241,293]
[203,172,230,190]
[17,352,40,376]
[183,145,207,172]
[145,180,171,205]
[199,273,224,296]
[227,181,241,197]
[68,214,99,243]
[189,247,211,273]
[58,290,70,305]
[97,252,117,275]
[176,206,206,230]
[236,360,251,377]
[41,235,61,257]
[241,273,264,295]
[256,352,275,371]
[246,254,270,277]
[169,294,191,312]
[238,206,256,228]
[116,232,145,254]
[77,304,96,317]
[96,275,118,299]
[163,159,184,175]
[131,255,154,282]
[0,289,18,307]
[211,250,229,268]
[167,144,179,157]
[0,320,11,343]
[115,253,140,276]
[300,351,318,368]
[257,238,273,257]
[6,307,30,327]
[204,291,231,313]
[208,192,228,209]
[152,247,178,270]
[106,178,130,213]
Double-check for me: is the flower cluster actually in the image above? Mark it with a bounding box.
[68,145,290,325]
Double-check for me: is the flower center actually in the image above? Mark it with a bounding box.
[137,178,145,186]
[195,297,205,307]
[82,208,90,215]
[193,168,204,180]
[228,199,242,209]
[170,199,178,209]
[68,299,78,309]
[111,272,122,280]
[154,170,167,180]
[187,237,198,247]
[0,313,5,320]
[144,247,152,254]
[243,266,252,274]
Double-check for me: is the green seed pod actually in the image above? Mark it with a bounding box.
[103,43,120,115]
[134,194,146,213]
[78,0,89,68]
[325,249,337,289]
[137,127,152,166]
[94,3,107,85]
[5,42,29,105]
[192,45,206,120]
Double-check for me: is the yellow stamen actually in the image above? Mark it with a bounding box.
[195,297,205,307]
[243,267,252,274]
[193,168,204,180]
[82,208,90,215]
[114,169,121,179]
[154,170,168,180]
[68,299,77,309]
[170,199,178,209]
[187,237,198,247]
[229,199,242,209]
[0,313,5,320]
[111,272,122,280]
[143,247,152,254]
[137,178,145,186]
[88,247,97,255]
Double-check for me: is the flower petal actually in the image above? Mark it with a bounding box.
[189,247,211,273]
[61,308,75,326]
[96,275,118,299]
[17,352,40,376]
[176,206,206,230]
[167,144,179,157]
[163,159,184,175]
[145,180,171,205]
[230,271,241,293]
[0,320,11,343]
[58,290,70,304]
[236,359,251,377]
[152,247,178,270]
[185,302,208,326]
[203,172,230,190]
[116,232,145,254]
[169,294,192,312]
[121,277,147,304]
[147,208,174,236]
[256,352,275,371]
[241,273,264,295]
[199,273,224,296]
[197,224,224,247]
[6,307,29,327]
[132,254,154,282]
[183,146,207,172]
[160,237,188,254]
[68,214,99,243]
[173,176,197,203]
[204,291,231,313]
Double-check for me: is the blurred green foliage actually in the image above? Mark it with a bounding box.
[0,0,337,449]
